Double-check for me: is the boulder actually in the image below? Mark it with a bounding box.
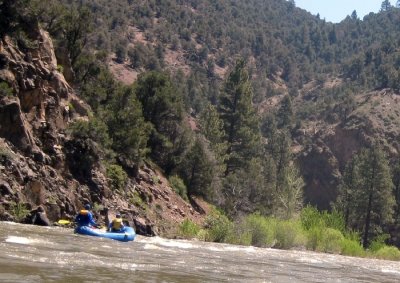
[0,98,34,152]
[0,179,12,195]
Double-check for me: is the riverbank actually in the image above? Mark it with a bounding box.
[178,207,400,262]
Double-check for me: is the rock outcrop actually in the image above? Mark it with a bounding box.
[0,25,208,236]
[296,89,400,210]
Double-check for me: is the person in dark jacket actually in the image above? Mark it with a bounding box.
[32,206,50,226]
[75,204,98,227]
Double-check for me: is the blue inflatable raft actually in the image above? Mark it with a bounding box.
[75,226,136,242]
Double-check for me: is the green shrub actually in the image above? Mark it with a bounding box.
[275,220,305,249]
[10,202,30,222]
[205,211,234,243]
[340,238,365,257]
[68,119,112,149]
[235,229,252,246]
[128,191,147,210]
[15,30,38,49]
[306,226,324,251]
[301,206,345,233]
[168,175,188,201]
[0,82,13,97]
[106,164,128,191]
[57,64,64,73]
[93,202,104,212]
[301,205,323,230]
[0,145,15,162]
[179,219,200,238]
[321,210,346,233]
[152,175,160,184]
[320,228,344,254]
[239,214,276,247]
[196,229,208,241]
[369,234,390,252]
[374,246,400,261]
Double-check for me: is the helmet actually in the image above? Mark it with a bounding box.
[84,204,91,210]
[116,213,121,218]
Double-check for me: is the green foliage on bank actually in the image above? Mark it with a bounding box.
[169,175,188,201]
[179,219,200,238]
[176,208,400,261]
[9,202,30,222]
[106,164,128,192]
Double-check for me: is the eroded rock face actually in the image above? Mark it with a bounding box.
[0,26,93,223]
[0,26,209,237]
[0,30,76,152]
[298,143,341,210]
[0,98,34,152]
[297,117,381,210]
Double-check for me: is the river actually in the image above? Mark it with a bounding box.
[0,222,399,282]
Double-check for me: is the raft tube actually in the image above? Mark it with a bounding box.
[75,226,136,242]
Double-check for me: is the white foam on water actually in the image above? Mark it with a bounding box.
[2,221,20,226]
[381,268,400,275]
[224,245,256,253]
[5,236,34,245]
[296,257,323,264]
[116,263,138,271]
[143,243,161,250]
[158,240,194,249]
[206,246,225,252]
[205,243,258,254]
[142,236,195,249]
[5,235,56,247]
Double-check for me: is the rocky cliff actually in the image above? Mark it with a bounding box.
[0,25,209,236]
[295,88,400,210]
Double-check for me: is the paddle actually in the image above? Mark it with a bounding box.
[57,220,107,230]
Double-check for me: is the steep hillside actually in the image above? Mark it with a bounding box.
[1,0,400,246]
[0,19,209,236]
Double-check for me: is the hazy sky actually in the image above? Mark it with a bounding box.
[295,0,394,23]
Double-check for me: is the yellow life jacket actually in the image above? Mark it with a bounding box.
[80,209,89,215]
[112,218,123,230]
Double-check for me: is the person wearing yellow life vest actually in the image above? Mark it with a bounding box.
[75,204,99,228]
[108,213,125,232]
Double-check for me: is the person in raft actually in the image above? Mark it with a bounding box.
[108,213,125,232]
[75,204,99,228]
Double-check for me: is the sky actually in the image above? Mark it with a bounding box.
[295,0,394,23]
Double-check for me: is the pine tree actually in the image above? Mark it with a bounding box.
[0,0,33,35]
[179,136,214,198]
[351,10,358,20]
[106,85,151,168]
[199,102,227,173]
[221,158,265,216]
[381,0,393,11]
[261,113,278,157]
[336,156,360,228]
[62,5,93,67]
[392,159,400,224]
[219,59,262,175]
[200,103,225,151]
[135,71,188,174]
[277,95,293,129]
[337,146,395,248]
[397,0,400,8]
